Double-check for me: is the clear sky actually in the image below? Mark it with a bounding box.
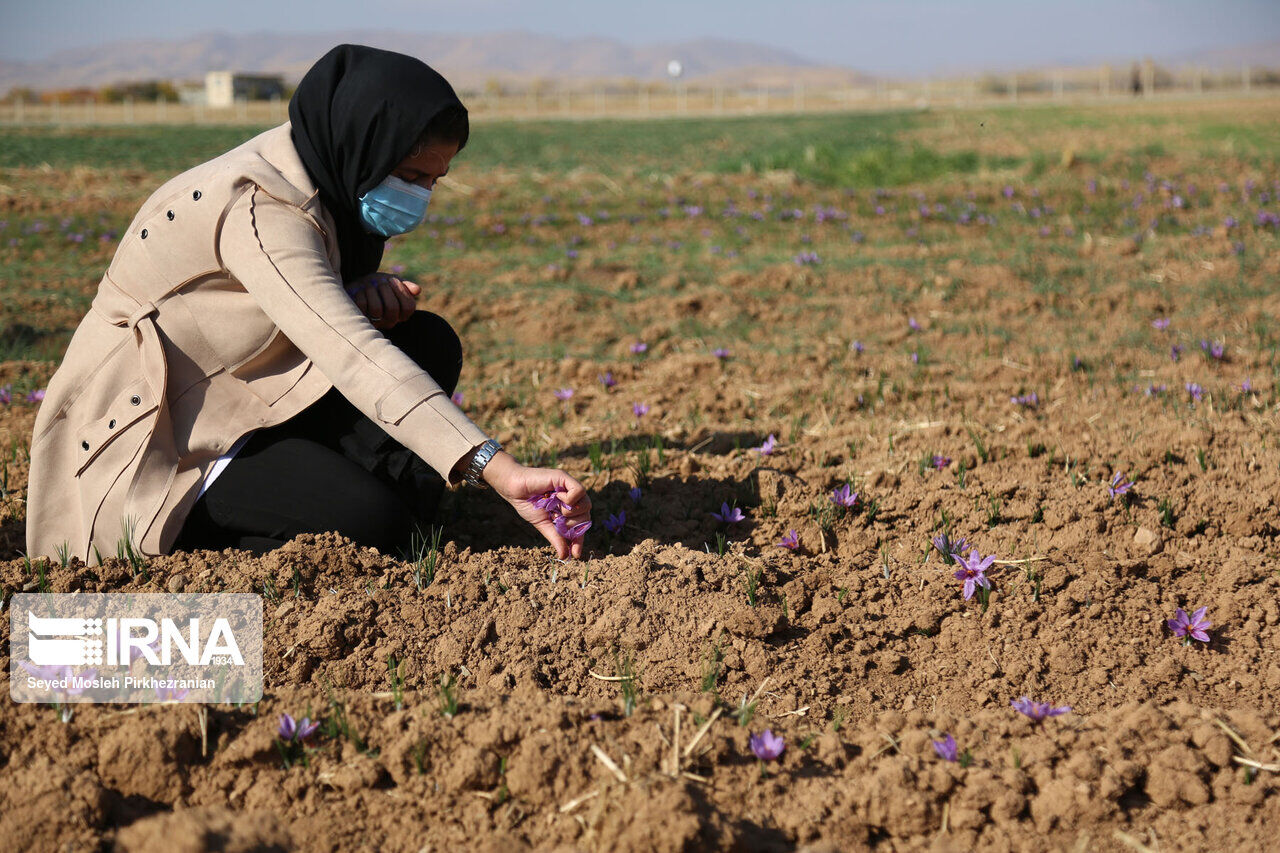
[2,0,1279,75]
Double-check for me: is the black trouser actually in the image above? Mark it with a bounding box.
[173,311,461,556]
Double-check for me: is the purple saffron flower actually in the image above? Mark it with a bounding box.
[0,385,11,405]
[1170,345,1183,362]
[631,402,650,418]
[1167,606,1212,643]
[26,388,45,403]
[1241,378,1253,393]
[451,391,464,406]
[712,347,731,359]
[628,486,642,504]
[908,317,921,332]
[1107,472,1134,500]
[710,502,745,523]
[553,388,574,401]
[753,434,778,455]
[553,515,592,541]
[603,510,626,534]
[749,729,786,761]
[953,549,995,600]
[830,484,858,508]
[530,490,566,515]
[778,529,800,551]
[1185,382,1204,402]
[1151,318,1170,330]
[1011,697,1071,722]
[931,533,969,565]
[278,713,320,742]
[600,371,617,389]
[18,661,68,681]
[1011,392,1039,407]
[931,454,950,470]
[630,342,648,354]
[932,734,959,762]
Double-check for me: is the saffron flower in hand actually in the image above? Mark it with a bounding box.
[932,734,959,762]
[553,514,592,541]
[753,434,778,455]
[778,529,800,550]
[603,510,626,534]
[711,502,745,523]
[530,490,566,515]
[278,713,320,742]
[1107,472,1134,500]
[830,484,858,508]
[749,729,786,761]
[553,388,574,401]
[632,402,650,418]
[953,549,995,600]
[1167,606,1211,644]
[1011,697,1070,722]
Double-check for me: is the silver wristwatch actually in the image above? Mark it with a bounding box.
[465,439,502,488]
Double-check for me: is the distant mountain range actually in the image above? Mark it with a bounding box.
[0,30,875,93]
[3,31,1275,94]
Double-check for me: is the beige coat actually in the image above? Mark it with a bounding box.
[26,123,489,561]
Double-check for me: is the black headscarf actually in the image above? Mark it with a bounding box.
[288,44,467,284]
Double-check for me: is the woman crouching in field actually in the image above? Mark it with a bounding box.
[25,44,591,561]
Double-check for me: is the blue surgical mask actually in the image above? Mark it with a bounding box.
[358,175,432,237]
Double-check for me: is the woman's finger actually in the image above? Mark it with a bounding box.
[365,285,390,323]
[388,279,417,321]
[531,517,570,559]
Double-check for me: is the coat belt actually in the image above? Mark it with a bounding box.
[91,276,226,402]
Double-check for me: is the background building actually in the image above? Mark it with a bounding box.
[204,71,285,107]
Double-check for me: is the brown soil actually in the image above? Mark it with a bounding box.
[2,100,1279,851]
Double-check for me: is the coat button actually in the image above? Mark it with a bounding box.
[193,190,202,201]
[108,419,116,429]
[130,395,141,406]
[140,228,148,239]
[81,441,90,450]
[166,210,175,220]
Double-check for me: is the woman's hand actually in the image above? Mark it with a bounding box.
[481,451,592,560]
[345,273,421,330]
